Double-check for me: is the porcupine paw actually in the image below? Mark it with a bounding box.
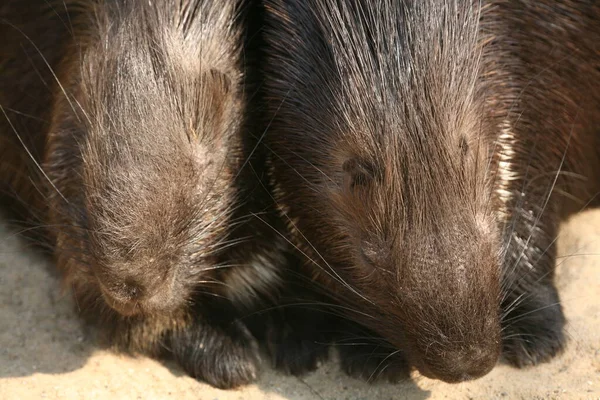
[265,315,331,376]
[338,341,410,383]
[502,285,566,367]
[171,319,262,389]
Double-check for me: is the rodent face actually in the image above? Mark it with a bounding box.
[330,132,502,382]
[81,142,232,317]
[44,6,242,317]
[263,0,503,381]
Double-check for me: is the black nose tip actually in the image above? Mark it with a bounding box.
[422,346,499,383]
[98,273,179,317]
[452,351,496,381]
[97,280,146,316]
[101,278,146,303]
[119,280,144,301]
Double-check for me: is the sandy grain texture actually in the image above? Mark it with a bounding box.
[0,210,598,400]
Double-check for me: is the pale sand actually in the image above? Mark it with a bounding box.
[1,210,598,400]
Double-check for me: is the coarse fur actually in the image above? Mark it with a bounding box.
[0,0,287,388]
[261,0,600,383]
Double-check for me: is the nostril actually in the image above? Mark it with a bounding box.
[455,373,472,383]
[97,269,178,316]
[419,345,499,383]
[444,347,498,381]
[119,280,144,301]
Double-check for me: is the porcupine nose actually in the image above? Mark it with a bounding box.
[424,345,500,383]
[98,272,176,317]
[117,279,144,301]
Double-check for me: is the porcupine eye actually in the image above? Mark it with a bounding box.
[359,240,391,271]
[342,157,378,190]
[360,241,378,266]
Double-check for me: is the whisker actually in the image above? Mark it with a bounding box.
[252,211,373,306]
[0,104,69,204]
[367,348,403,383]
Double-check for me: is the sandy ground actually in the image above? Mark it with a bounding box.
[0,210,598,400]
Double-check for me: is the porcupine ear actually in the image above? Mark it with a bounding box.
[342,157,379,191]
[205,68,233,96]
[186,67,237,145]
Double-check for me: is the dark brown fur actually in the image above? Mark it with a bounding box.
[0,0,286,388]
[261,0,600,383]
